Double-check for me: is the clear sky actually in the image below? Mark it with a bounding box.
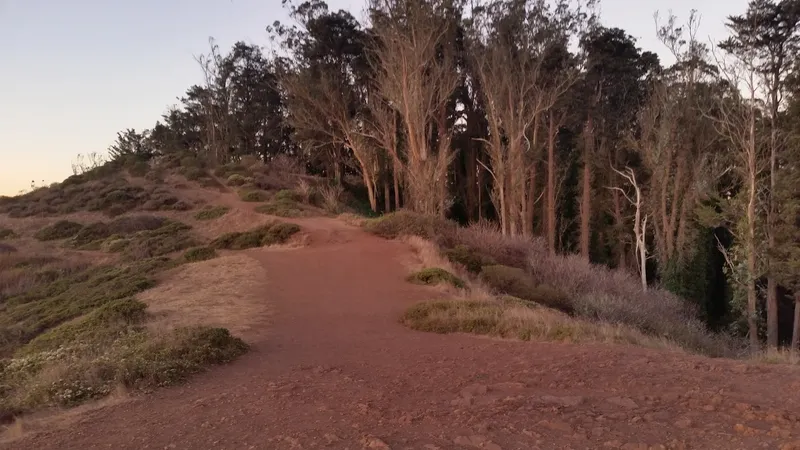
[0,0,746,196]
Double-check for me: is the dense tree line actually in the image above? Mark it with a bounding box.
[108,0,800,352]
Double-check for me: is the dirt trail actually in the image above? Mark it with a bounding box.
[7,217,800,450]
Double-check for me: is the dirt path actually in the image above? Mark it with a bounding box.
[7,218,800,450]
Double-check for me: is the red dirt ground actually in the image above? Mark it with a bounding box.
[5,218,800,450]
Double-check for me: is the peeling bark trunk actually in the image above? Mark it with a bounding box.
[746,114,759,352]
[527,164,537,237]
[580,116,594,260]
[546,111,557,255]
[793,293,800,351]
[384,165,391,212]
[393,158,401,210]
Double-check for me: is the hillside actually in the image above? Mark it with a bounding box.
[0,157,798,449]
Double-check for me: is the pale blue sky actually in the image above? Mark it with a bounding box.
[0,0,745,195]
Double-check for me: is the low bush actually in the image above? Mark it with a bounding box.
[210,221,301,250]
[318,184,344,214]
[215,163,251,179]
[0,243,17,253]
[194,206,230,221]
[226,174,250,187]
[0,228,16,240]
[254,199,307,218]
[442,245,496,274]
[480,265,573,314]
[401,298,677,349]
[122,221,196,259]
[65,216,174,250]
[407,268,465,289]
[183,246,217,263]
[363,210,455,240]
[69,222,113,248]
[238,190,269,202]
[0,257,170,356]
[0,255,90,300]
[274,189,302,202]
[34,220,83,241]
[446,221,542,269]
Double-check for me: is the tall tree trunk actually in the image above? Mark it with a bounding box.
[384,162,391,213]
[746,114,759,352]
[393,159,401,210]
[793,293,800,351]
[580,116,594,260]
[546,111,557,255]
[613,189,626,268]
[528,164,537,237]
[766,123,778,348]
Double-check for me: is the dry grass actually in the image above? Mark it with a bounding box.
[318,184,344,214]
[401,296,681,351]
[337,213,367,227]
[754,349,799,365]
[0,253,90,300]
[370,212,740,357]
[139,253,272,339]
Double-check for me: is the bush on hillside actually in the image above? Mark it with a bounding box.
[0,228,17,240]
[194,206,230,221]
[210,221,300,250]
[407,268,466,289]
[34,220,83,241]
[238,190,269,202]
[442,245,496,274]
[363,210,455,240]
[183,246,217,263]
[480,265,573,313]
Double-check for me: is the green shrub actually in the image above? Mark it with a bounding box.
[69,222,112,248]
[34,220,83,241]
[68,216,171,250]
[226,174,249,186]
[274,189,302,202]
[20,298,148,355]
[194,206,230,221]
[0,257,170,355]
[108,215,168,234]
[210,222,301,250]
[183,246,217,263]
[480,265,573,314]
[122,221,196,259]
[407,268,465,289]
[363,210,455,240]
[0,228,16,240]
[254,200,306,218]
[114,326,248,389]
[181,167,207,181]
[238,190,268,202]
[443,245,496,274]
[215,163,251,179]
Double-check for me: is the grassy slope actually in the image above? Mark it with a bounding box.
[0,157,309,421]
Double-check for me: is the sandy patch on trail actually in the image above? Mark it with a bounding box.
[138,253,271,340]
